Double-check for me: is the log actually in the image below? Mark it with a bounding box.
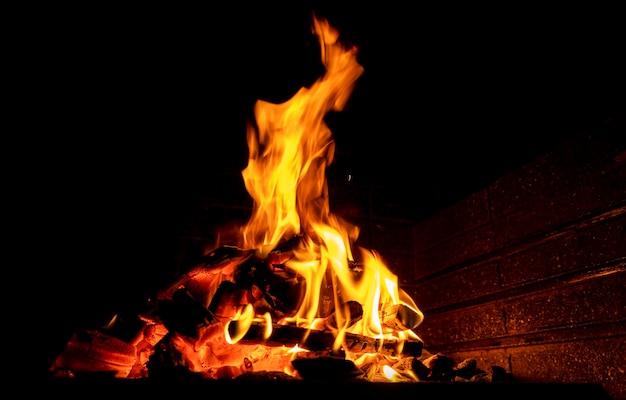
[228,321,422,357]
[290,352,363,380]
[381,304,423,331]
[324,300,363,329]
[50,330,137,378]
[156,246,254,303]
[157,288,219,340]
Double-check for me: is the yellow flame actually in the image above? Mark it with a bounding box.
[240,14,362,256]
[288,344,308,354]
[382,364,400,380]
[224,304,255,344]
[237,13,422,346]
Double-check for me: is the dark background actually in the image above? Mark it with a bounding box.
[22,2,623,373]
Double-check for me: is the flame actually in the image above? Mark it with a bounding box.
[240,15,362,255]
[238,12,422,358]
[49,12,426,383]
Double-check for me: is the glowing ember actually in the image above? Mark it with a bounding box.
[50,13,424,383]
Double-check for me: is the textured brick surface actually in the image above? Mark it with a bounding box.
[503,271,626,333]
[506,339,625,400]
[499,214,626,287]
[492,164,626,248]
[412,189,490,252]
[409,262,501,311]
[439,337,625,400]
[413,223,495,279]
[489,132,626,218]
[409,130,626,398]
[413,303,506,347]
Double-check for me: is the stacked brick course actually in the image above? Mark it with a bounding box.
[408,126,625,399]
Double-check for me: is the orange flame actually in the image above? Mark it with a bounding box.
[238,14,422,348]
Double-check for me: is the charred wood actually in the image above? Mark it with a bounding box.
[156,246,254,303]
[157,288,218,340]
[50,330,137,378]
[229,321,422,357]
[146,333,205,380]
[381,304,422,331]
[325,300,363,329]
[291,351,363,380]
[422,353,455,380]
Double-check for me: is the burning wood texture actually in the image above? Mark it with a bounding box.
[51,14,434,383]
[51,241,426,381]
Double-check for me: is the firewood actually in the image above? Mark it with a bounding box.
[291,351,363,380]
[453,357,478,380]
[156,245,254,303]
[208,280,248,322]
[422,353,455,380]
[381,303,423,331]
[51,330,137,378]
[324,300,363,329]
[228,321,422,357]
[157,288,218,340]
[266,234,302,266]
[146,333,205,380]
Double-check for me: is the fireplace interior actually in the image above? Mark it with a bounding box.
[30,3,624,399]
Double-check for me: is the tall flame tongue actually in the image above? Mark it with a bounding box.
[239,15,422,348]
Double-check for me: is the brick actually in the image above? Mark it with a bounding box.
[408,263,501,311]
[503,271,626,334]
[489,148,577,220]
[414,223,495,279]
[435,338,625,400]
[490,132,626,218]
[413,304,506,347]
[493,164,626,247]
[506,339,625,400]
[499,215,626,286]
[412,189,490,252]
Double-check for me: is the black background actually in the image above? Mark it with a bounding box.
[20,2,624,373]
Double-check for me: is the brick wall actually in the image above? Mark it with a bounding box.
[407,127,626,398]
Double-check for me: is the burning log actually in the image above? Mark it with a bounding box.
[50,330,137,378]
[228,321,422,357]
[152,244,305,324]
[157,288,219,341]
[50,241,423,381]
[156,245,255,305]
[381,304,423,331]
[290,351,363,380]
[324,299,363,329]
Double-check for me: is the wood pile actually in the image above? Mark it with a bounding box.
[50,241,424,381]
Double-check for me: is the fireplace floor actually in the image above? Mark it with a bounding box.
[36,378,612,399]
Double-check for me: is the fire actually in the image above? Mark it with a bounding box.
[50,13,425,383]
[233,12,423,365]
